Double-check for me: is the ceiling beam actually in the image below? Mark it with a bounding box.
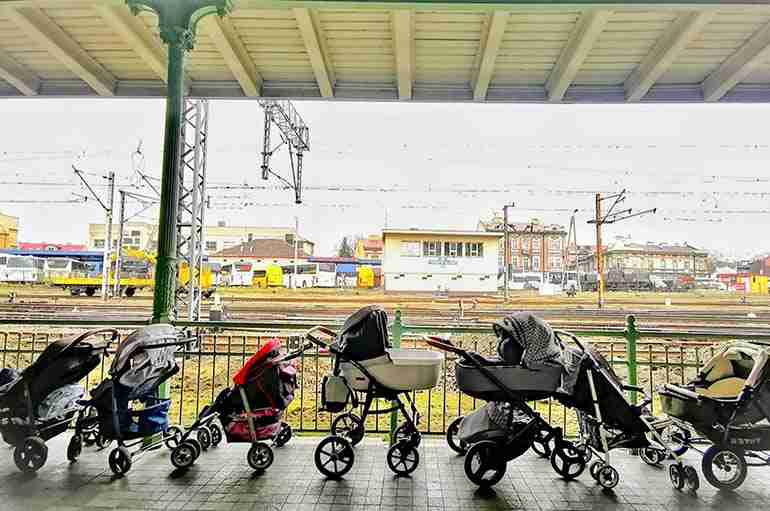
[202,16,262,97]
[703,21,770,102]
[293,7,334,98]
[392,10,414,100]
[95,5,167,82]
[0,49,39,96]
[625,11,714,102]
[4,7,116,96]
[472,11,508,101]
[546,9,612,102]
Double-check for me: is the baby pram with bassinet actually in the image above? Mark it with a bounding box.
[307,306,443,479]
[659,340,770,491]
[428,313,695,491]
[0,328,114,473]
[168,338,310,472]
[70,324,193,476]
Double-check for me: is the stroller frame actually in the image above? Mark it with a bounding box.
[1,328,114,473]
[306,326,424,479]
[169,341,312,472]
[426,336,579,488]
[71,331,197,477]
[557,330,697,491]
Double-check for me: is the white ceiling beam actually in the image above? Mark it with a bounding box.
[546,9,613,102]
[472,11,508,101]
[703,21,770,102]
[202,15,262,97]
[95,5,167,82]
[4,6,115,96]
[392,10,414,100]
[293,7,334,98]
[625,11,714,102]
[0,49,39,95]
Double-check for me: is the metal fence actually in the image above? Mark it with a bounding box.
[1,312,768,437]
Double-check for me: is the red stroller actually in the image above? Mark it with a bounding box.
[169,339,310,471]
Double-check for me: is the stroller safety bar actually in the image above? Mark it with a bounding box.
[304,326,338,352]
[424,337,465,357]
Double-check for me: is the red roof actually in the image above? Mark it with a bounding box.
[18,242,87,251]
[212,238,309,259]
[362,239,383,251]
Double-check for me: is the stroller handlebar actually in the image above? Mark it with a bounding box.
[424,336,465,357]
[554,329,583,350]
[304,326,336,349]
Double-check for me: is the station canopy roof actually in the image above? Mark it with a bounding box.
[2,1,770,103]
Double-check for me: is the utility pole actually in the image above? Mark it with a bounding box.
[563,209,580,292]
[114,190,126,297]
[293,216,299,289]
[588,190,656,309]
[502,203,515,301]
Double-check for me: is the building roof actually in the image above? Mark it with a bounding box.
[211,238,310,259]
[309,256,381,266]
[4,2,770,104]
[19,242,87,251]
[606,241,708,256]
[479,217,566,234]
[383,229,502,238]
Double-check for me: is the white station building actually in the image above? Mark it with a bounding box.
[382,229,502,294]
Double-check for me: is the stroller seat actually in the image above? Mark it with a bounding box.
[696,377,746,399]
[341,349,442,391]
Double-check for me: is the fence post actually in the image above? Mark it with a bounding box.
[389,309,402,445]
[625,314,639,404]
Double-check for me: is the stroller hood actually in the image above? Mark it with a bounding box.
[111,324,179,390]
[332,305,391,362]
[493,313,563,368]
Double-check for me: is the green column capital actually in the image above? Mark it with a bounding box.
[127,0,233,49]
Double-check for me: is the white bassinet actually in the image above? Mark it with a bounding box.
[341,349,443,391]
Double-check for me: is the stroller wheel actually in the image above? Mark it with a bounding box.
[683,465,699,492]
[274,423,292,447]
[702,446,747,491]
[550,442,586,481]
[640,447,665,467]
[331,413,365,446]
[82,429,98,447]
[387,441,420,477]
[315,435,355,480]
[531,427,556,459]
[171,442,198,470]
[597,465,619,490]
[95,432,111,450]
[669,463,685,491]
[164,426,184,450]
[209,423,223,447]
[248,442,274,472]
[197,426,212,451]
[14,437,48,473]
[395,423,419,447]
[108,446,132,477]
[67,435,83,462]
[186,438,202,459]
[464,441,507,487]
[446,416,467,455]
[589,461,604,481]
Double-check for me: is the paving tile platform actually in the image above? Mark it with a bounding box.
[1,435,768,511]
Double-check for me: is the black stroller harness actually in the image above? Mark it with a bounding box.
[0,328,113,473]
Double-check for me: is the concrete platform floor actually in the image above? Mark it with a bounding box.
[0,435,768,511]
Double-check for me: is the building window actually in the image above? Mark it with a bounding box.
[423,241,441,257]
[94,239,105,248]
[444,242,463,257]
[511,237,518,250]
[549,237,561,251]
[465,242,483,258]
[532,238,541,250]
[532,255,541,271]
[400,241,421,257]
[206,241,218,251]
[130,230,141,237]
[549,255,562,270]
[523,256,531,271]
[512,255,520,269]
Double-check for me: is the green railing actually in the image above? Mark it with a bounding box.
[1,312,768,437]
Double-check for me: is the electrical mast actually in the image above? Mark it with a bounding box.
[258,100,310,204]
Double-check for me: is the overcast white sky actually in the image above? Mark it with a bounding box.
[1,99,769,259]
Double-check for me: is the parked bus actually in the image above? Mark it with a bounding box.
[253,264,283,288]
[221,262,254,286]
[44,258,89,280]
[0,255,44,284]
[281,262,336,288]
[357,265,375,288]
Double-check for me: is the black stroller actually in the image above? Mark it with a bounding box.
[660,340,770,491]
[0,328,113,472]
[307,306,443,479]
[169,338,310,471]
[70,324,192,476]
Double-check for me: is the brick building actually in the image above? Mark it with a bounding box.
[579,240,710,278]
[478,216,567,274]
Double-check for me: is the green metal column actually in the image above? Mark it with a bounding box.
[389,310,402,445]
[625,314,639,404]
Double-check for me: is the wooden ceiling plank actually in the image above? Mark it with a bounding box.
[703,20,770,101]
[0,48,39,95]
[392,9,413,100]
[202,15,262,96]
[293,7,334,97]
[472,11,508,101]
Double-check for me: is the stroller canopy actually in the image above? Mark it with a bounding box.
[111,324,179,390]
[233,339,282,386]
[493,313,564,367]
[333,305,391,361]
[698,341,769,397]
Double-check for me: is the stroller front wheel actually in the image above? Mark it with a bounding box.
[209,423,223,447]
[315,435,355,479]
[274,423,292,447]
[67,435,83,462]
[465,441,506,487]
[531,427,557,459]
[640,447,666,467]
[387,441,420,477]
[550,442,587,481]
[171,442,198,470]
[197,426,212,451]
[702,446,747,491]
[14,437,47,473]
[331,413,365,446]
[596,465,619,490]
[164,426,183,449]
[446,417,467,455]
[108,446,132,476]
[248,442,274,472]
